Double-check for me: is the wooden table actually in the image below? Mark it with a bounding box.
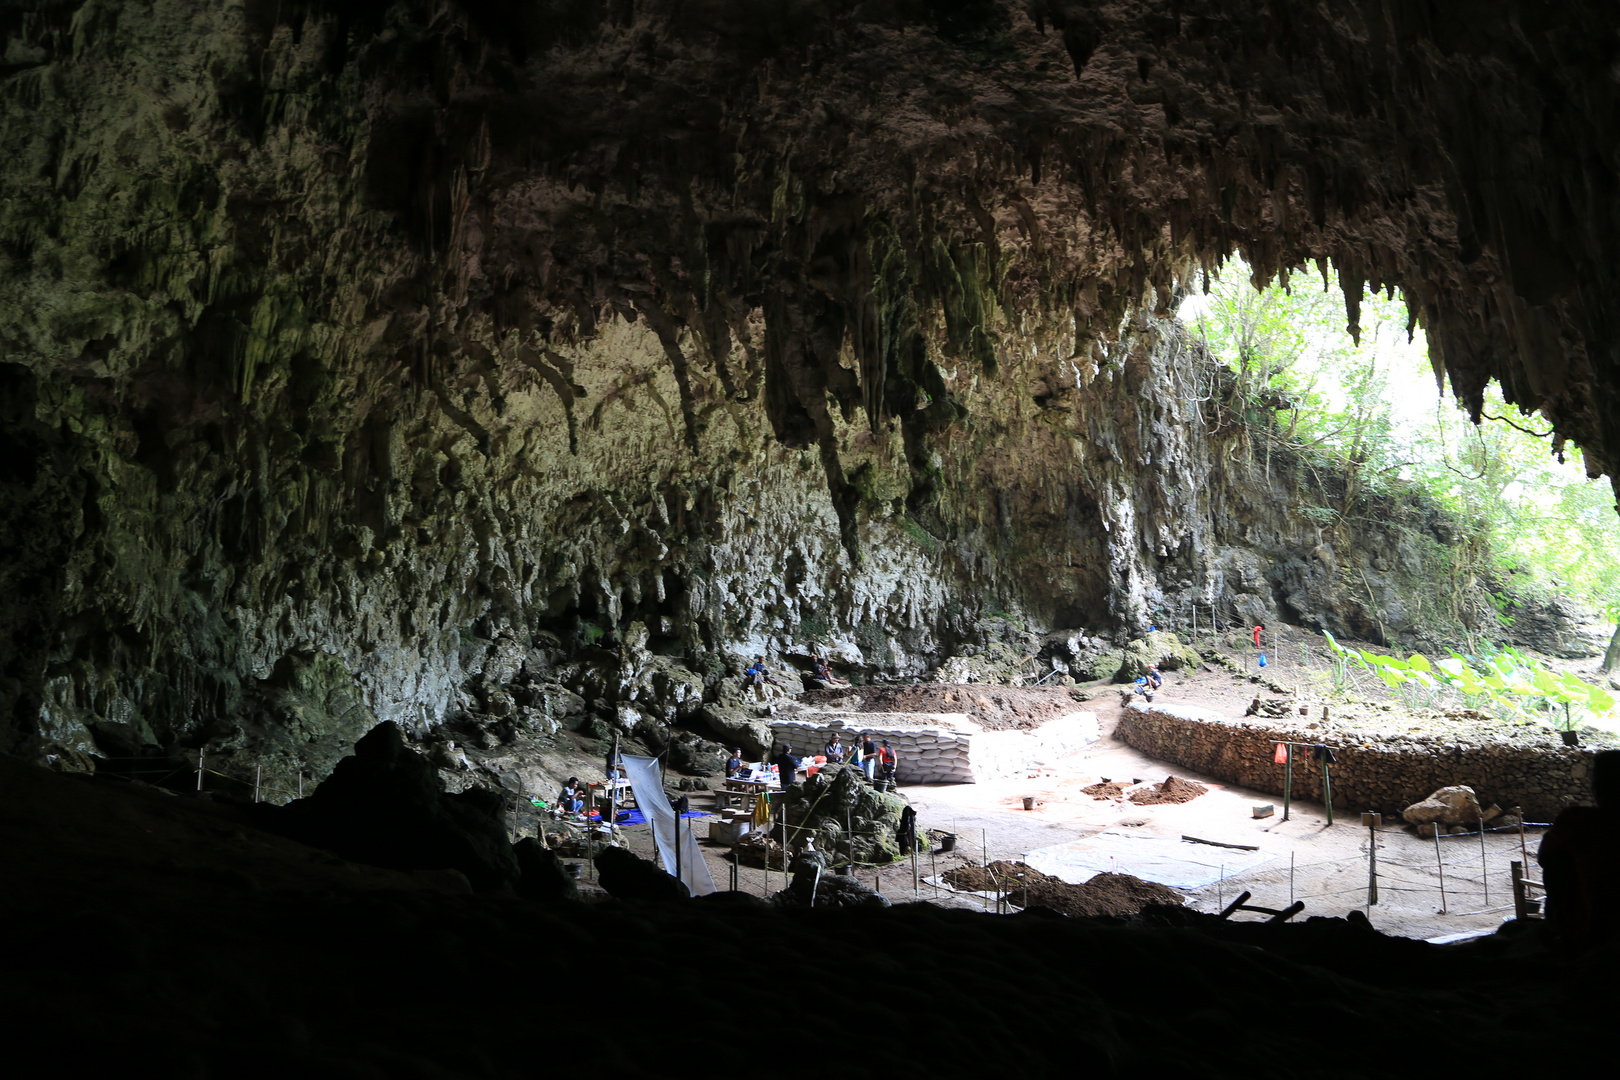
[587,779,636,814]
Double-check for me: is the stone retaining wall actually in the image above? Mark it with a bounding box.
[769,712,1099,784]
[1115,703,1598,822]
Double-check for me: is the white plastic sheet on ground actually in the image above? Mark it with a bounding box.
[621,754,715,896]
[1024,832,1274,890]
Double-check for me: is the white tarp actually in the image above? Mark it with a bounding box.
[621,754,716,896]
[1024,832,1274,890]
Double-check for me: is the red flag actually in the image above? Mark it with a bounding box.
[1274,743,1288,764]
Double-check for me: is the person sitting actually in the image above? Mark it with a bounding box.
[755,656,781,686]
[558,777,584,816]
[725,748,745,778]
[823,734,845,764]
[1538,749,1620,946]
[810,651,849,687]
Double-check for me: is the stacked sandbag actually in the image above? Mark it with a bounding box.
[768,713,976,784]
[767,711,1100,785]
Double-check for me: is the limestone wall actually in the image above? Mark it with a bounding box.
[770,712,1099,785]
[1115,703,1598,823]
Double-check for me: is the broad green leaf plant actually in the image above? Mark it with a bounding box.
[1319,630,1615,731]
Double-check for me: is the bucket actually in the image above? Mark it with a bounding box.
[565,863,582,880]
[1560,730,1580,747]
[938,833,957,853]
[1022,796,1036,811]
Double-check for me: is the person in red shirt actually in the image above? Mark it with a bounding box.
[877,739,897,784]
[1538,750,1620,946]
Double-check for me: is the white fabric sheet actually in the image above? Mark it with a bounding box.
[1024,832,1274,890]
[621,754,716,896]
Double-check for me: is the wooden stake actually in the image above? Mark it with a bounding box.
[1282,743,1293,822]
[1366,815,1379,907]
[1321,756,1334,825]
[1479,813,1489,906]
[983,828,990,911]
[1434,827,1448,914]
[1516,806,1527,869]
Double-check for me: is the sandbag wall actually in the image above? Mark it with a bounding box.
[1115,703,1600,822]
[768,714,977,784]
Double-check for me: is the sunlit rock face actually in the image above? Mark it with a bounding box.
[0,1,1612,775]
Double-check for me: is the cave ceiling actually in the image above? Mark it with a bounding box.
[7,0,1616,480]
[321,0,1618,478]
[2,1,1619,758]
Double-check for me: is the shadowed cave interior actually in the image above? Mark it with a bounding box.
[2,2,1617,1075]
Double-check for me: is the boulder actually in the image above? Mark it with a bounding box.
[774,867,891,909]
[697,703,773,759]
[668,730,729,776]
[783,764,911,864]
[1112,632,1202,683]
[1072,651,1123,683]
[511,838,580,904]
[274,722,520,892]
[1402,785,1483,827]
[593,846,690,902]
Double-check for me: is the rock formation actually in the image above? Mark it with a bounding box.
[2,1,1616,784]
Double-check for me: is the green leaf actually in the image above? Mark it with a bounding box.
[1406,653,1432,672]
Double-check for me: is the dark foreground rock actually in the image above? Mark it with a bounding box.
[593,845,690,902]
[2,753,1606,1078]
[272,722,520,892]
[511,838,581,904]
[774,869,892,910]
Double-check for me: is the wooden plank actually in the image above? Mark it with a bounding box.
[1182,834,1261,852]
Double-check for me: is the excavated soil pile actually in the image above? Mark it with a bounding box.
[797,686,1083,731]
[942,862,1184,918]
[1129,777,1209,805]
[1082,781,1129,800]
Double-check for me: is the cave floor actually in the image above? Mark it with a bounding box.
[670,658,1544,939]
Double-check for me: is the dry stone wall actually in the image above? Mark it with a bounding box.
[1115,703,1600,823]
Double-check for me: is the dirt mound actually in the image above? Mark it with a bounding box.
[797,685,1084,731]
[941,861,1183,918]
[1129,776,1208,805]
[1082,780,1128,800]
